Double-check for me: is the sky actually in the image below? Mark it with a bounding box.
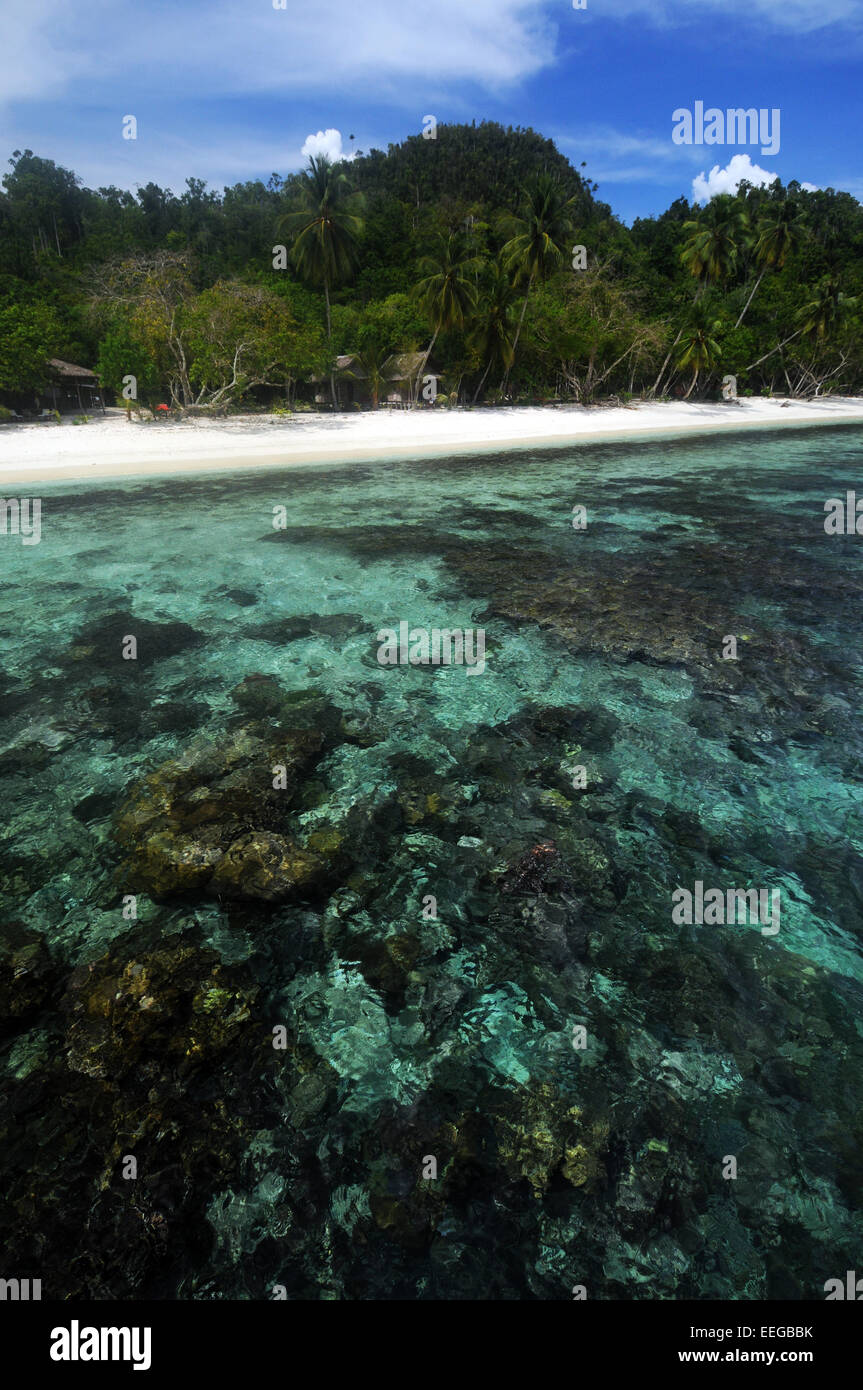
[1,0,862,223]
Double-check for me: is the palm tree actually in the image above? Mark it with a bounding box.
[412,230,481,405]
[743,279,856,377]
[652,198,746,398]
[345,343,389,408]
[680,196,748,296]
[501,171,578,392]
[279,155,364,405]
[469,259,518,402]
[734,197,805,328]
[796,276,857,343]
[675,305,723,398]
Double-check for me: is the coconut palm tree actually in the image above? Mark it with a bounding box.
[412,230,481,404]
[469,259,518,402]
[279,155,365,405]
[680,196,748,296]
[501,171,578,392]
[796,276,857,343]
[675,305,723,398]
[345,343,389,408]
[734,197,805,328]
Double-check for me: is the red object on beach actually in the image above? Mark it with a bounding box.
[156,403,170,412]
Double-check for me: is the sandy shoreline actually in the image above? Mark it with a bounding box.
[1,397,862,487]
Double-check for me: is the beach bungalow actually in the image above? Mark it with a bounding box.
[310,351,440,407]
[310,354,365,406]
[381,352,438,406]
[41,359,105,415]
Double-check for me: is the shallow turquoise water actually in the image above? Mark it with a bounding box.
[1,423,862,1299]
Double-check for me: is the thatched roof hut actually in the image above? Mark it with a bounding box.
[42,359,104,414]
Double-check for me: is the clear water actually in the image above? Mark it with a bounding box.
[2,424,862,1299]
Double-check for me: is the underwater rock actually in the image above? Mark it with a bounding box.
[496,841,562,895]
[209,831,326,902]
[62,932,261,1081]
[142,699,210,737]
[501,702,621,755]
[217,588,259,607]
[492,1081,608,1197]
[446,541,826,702]
[229,680,348,746]
[64,609,205,670]
[230,673,291,720]
[114,714,330,898]
[288,1061,339,1127]
[0,928,271,1298]
[365,1106,485,1250]
[251,612,364,644]
[0,925,57,1038]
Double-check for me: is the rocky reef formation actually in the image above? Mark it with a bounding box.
[113,682,347,901]
[3,438,863,1300]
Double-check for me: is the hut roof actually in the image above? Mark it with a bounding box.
[47,358,97,380]
[336,354,366,378]
[309,354,365,384]
[382,352,427,382]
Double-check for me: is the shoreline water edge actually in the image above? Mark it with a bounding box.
[1,397,862,488]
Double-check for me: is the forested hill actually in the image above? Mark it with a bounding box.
[0,120,861,411]
[353,120,608,220]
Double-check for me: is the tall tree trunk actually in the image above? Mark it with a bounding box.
[413,326,439,407]
[684,370,698,400]
[472,357,493,405]
[324,279,337,407]
[502,267,536,394]
[746,328,802,372]
[651,327,683,398]
[734,268,765,329]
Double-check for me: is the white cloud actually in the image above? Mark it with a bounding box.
[800,181,820,191]
[0,0,558,109]
[560,130,678,163]
[692,154,779,201]
[593,0,862,34]
[300,129,355,163]
[1,0,861,116]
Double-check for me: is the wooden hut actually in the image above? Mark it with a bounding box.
[42,359,105,414]
[381,352,438,405]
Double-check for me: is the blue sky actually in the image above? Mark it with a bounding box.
[2,0,862,223]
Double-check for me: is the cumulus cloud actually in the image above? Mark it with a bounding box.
[301,129,354,163]
[801,181,821,192]
[692,154,779,202]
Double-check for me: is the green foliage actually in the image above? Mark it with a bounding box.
[97,324,161,404]
[0,300,66,390]
[0,127,862,403]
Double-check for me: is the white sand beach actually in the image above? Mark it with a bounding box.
[1,397,862,486]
